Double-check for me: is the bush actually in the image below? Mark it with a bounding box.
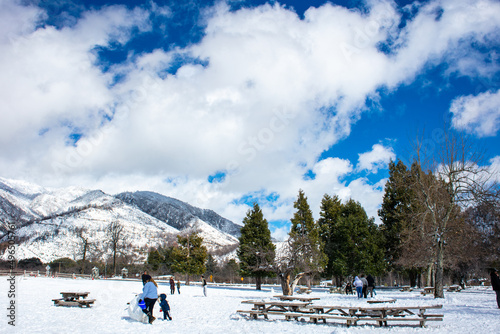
[18,257,43,269]
[48,257,77,271]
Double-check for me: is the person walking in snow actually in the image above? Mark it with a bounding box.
[367,274,376,297]
[353,276,363,298]
[490,269,500,308]
[158,293,172,320]
[202,275,207,297]
[360,274,368,298]
[170,277,175,295]
[142,275,158,324]
[176,280,181,294]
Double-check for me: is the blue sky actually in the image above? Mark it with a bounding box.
[1,0,499,240]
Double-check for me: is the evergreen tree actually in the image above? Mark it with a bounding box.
[224,259,240,284]
[147,249,164,271]
[171,232,207,285]
[317,194,343,285]
[205,254,217,278]
[339,199,385,277]
[319,197,385,285]
[237,203,275,290]
[378,160,413,269]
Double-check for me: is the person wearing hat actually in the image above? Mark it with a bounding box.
[491,269,500,308]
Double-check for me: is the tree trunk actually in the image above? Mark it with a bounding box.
[256,276,262,290]
[434,240,445,298]
[290,273,307,295]
[112,245,117,276]
[280,273,292,295]
[426,263,434,287]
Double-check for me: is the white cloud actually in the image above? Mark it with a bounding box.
[450,90,500,137]
[357,144,396,173]
[0,0,499,228]
[489,156,500,183]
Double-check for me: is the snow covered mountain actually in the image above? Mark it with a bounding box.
[115,191,241,237]
[0,177,240,263]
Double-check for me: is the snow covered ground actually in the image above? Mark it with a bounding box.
[1,276,499,333]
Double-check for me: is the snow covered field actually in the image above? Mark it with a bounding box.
[1,276,499,333]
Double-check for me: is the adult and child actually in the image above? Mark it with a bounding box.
[138,274,174,324]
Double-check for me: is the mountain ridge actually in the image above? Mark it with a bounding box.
[0,177,240,263]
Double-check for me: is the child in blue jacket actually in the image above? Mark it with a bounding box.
[158,293,172,320]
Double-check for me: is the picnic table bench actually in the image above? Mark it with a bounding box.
[52,292,95,307]
[447,285,462,292]
[238,300,312,320]
[422,287,435,295]
[400,285,413,292]
[366,299,396,304]
[304,304,443,327]
[238,300,443,328]
[296,287,312,294]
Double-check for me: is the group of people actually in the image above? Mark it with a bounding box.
[344,269,499,307]
[169,277,181,295]
[352,274,376,298]
[137,272,209,324]
[139,272,173,324]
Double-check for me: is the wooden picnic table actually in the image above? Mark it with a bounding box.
[273,295,320,302]
[400,285,413,292]
[238,300,443,328]
[53,292,95,307]
[239,300,312,319]
[60,292,90,300]
[303,304,443,327]
[422,287,435,295]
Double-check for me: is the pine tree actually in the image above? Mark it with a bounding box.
[171,232,207,285]
[317,194,343,285]
[319,197,385,285]
[147,249,164,271]
[237,203,275,290]
[378,160,413,269]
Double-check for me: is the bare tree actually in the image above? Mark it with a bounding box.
[274,236,323,296]
[411,128,497,297]
[75,227,92,274]
[107,221,124,276]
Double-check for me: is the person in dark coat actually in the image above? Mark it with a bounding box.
[170,277,175,294]
[366,274,376,297]
[176,280,181,294]
[491,269,500,308]
[158,293,172,320]
[141,271,149,286]
[345,282,353,295]
[360,274,368,298]
[202,275,207,296]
